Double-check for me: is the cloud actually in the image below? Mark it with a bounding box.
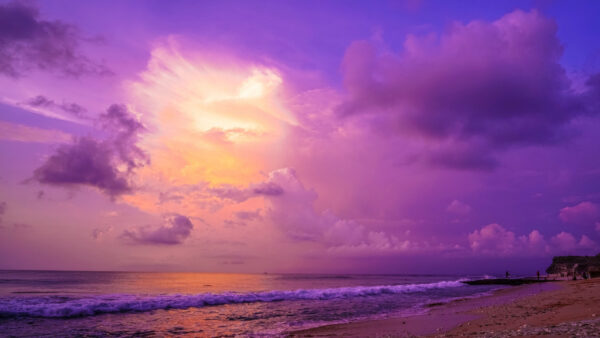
[550,232,578,252]
[0,1,110,77]
[222,208,262,228]
[559,201,599,225]
[579,235,597,250]
[11,222,31,230]
[200,127,262,145]
[0,201,5,225]
[32,138,131,196]
[121,214,194,245]
[0,202,33,231]
[252,182,284,196]
[180,168,452,255]
[208,181,284,203]
[337,10,600,170]
[0,222,32,231]
[92,226,113,241]
[157,191,185,204]
[468,223,522,256]
[98,104,147,171]
[0,120,71,143]
[468,223,597,256]
[548,232,597,252]
[208,185,254,203]
[261,168,414,253]
[235,209,262,221]
[32,104,148,198]
[24,95,87,119]
[446,200,471,215]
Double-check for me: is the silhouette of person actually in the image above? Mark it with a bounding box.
[537,270,540,280]
[506,271,509,279]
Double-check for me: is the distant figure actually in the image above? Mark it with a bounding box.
[537,270,540,280]
[506,271,509,279]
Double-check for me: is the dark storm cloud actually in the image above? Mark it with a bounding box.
[0,1,110,77]
[32,104,148,198]
[32,137,131,196]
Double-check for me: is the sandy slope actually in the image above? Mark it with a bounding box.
[289,279,600,337]
[441,279,600,337]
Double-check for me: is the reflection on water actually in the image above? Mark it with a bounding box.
[0,271,500,336]
[0,271,278,296]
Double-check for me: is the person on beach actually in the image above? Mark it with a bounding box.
[537,270,540,280]
[506,271,509,279]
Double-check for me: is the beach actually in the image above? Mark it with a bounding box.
[290,279,600,337]
[2,271,599,336]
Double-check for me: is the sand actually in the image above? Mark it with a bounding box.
[288,279,600,337]
[443,279,600,337]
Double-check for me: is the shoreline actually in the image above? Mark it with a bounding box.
[288,279,600,337]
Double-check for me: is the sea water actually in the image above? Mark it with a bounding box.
[0,271,503,336]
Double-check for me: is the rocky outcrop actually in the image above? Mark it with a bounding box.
[546,254,600,278]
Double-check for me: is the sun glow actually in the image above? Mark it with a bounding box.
[238,69,282,99]
[126,41,294,193]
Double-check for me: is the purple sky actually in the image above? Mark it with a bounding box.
[1,0,600,274]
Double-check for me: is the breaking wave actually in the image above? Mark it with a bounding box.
[0,279,467,318]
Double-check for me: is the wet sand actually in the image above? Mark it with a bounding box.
[288,279,600,337]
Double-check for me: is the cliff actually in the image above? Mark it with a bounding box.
[545,253,600,278]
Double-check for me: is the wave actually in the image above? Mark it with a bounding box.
[0,279,467,318]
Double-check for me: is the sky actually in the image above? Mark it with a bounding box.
[1,0,600,275]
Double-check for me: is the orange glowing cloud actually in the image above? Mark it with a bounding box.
[122,39,299,219]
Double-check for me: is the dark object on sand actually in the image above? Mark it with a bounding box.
[462,278,557,286]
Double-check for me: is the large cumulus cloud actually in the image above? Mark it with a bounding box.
[338,10,600,170]
[32,104,148,197]
[0,1,110,77]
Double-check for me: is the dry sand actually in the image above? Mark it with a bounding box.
[288,279,600,337]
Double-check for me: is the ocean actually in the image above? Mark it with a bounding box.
[0,271,503,336]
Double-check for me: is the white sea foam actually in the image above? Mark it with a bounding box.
[0,279,467,318]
